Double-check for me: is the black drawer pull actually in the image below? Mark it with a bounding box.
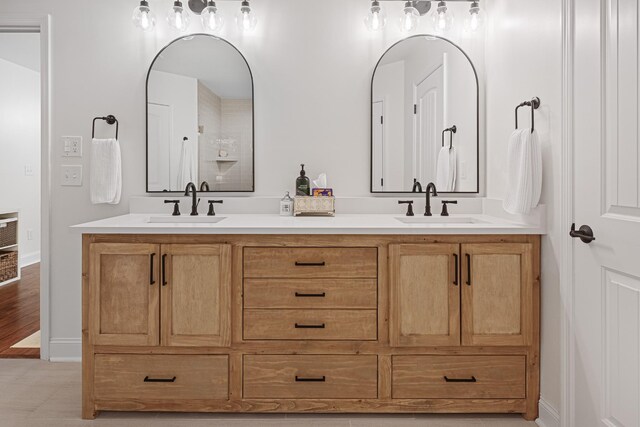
[295,376,326,382]
[444,376,476,383]
[295,323,326,329]
[453,253,459,286]
[144,376,176,383]
[295,292,326,298]
[150,253,156,285]
[295,261,326,267]
[465,253,471,286]
[162,254,168,286]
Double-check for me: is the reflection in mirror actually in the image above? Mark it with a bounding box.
[147,34,254,192]
[371,35,479,193]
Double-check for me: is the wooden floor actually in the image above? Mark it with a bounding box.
[0,263,40,358]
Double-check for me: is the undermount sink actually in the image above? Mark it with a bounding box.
[395,216,486,225]
[147,216,227,224]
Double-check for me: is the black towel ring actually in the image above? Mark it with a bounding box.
[442,125,457,149]
[515,97,541,133]
[92,115,119,139]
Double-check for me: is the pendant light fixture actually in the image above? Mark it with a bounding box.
[236,0,258,32]
[400,1,420,33]
[364,0,387,32]
[132,0,156,32]
[201,0,224,32]
[431,1,454,33]
[464,1,484,32]
[167,0,191,32]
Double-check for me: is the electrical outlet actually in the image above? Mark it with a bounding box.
[27,230,33,241]
[24,165,34,176]
[61,165,83,186]
[62,136,82,157]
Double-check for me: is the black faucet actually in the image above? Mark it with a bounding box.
[412,179,422,193]
[207,200,223,216]
[200,181,210,192]
[441,200,458,216]
[424,182,438,216]
[184,182,200,216]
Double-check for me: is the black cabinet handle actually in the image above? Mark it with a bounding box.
[150,253,156,285]
[295,323,326,329]
[144,376,176,383]
[295,292,326,298]
[295,376,326,382]
[465,254,471,286]
[295,261,326,267]
[162,254,168,286]
[444,376,476,383]
[453,254,459,286]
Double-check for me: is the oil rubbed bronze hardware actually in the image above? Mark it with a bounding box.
[453,254,459,286]
[295,292,326,298]
[442,125,457,149]
[295,323,326,329]
[162,254,168,286]
[570,223,596,244]
[294,261,326,267]
[515,97,541,133]
[465,253,471,286]
[144,376,176,383]
[295,376,326,382]
[150,253,156,285]
[444,376,476,383]
[92,115,119,139]
[398,200,415,216]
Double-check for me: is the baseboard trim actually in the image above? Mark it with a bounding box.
[20,251,40,268]
[48,338,81,362]
[536,398,560,427]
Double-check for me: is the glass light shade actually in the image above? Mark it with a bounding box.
[364,2,387,32]
[132,1,156,32]
[464,3,485,33]
[202,2,224,32]
[431,1,454,33]
[400,4,420,33]
[236,2,257,32]
[167,1,190,32]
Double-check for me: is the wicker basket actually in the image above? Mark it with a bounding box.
[0,251,18,283]
[294,196,336,217]
[0,220,17,248]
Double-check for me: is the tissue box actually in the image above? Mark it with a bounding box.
[294,196,335,217]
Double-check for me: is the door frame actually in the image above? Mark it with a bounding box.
[0,15,52,361]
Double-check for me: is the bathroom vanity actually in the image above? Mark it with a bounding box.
[75,214,541,420]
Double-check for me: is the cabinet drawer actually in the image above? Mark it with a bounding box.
[244,278,377,309]
[244,309,377,340]
[243,355,378,399]
[244,247,377,279]
[94,354,228,401]
[392,355,526,399]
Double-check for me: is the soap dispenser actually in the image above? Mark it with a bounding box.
[296,164,311,196]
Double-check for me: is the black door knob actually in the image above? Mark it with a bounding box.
[570,223,596,244]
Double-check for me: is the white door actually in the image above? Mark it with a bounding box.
[415,65,444,185]
[147,103,171,191]
[572,0,640,425]
[372,101,385,191]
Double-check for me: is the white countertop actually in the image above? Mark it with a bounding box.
[71,213,544,235]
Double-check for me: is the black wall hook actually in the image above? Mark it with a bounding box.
[442,125,457,149]
[515,97,541,133]
[92,115,119,139]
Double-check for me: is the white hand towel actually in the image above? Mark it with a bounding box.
[436,146,457,192]
[90,138,122,205]
[503,129,542,214]
[177,138,198,189]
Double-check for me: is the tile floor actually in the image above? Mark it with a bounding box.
[0,360,537,427]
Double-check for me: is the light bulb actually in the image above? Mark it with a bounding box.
[364,1,387,32]
[464,1,484,33]
[132,0,156,32]
[201,0,224,32]
[236,0,257,32]
[400,1,419,33]
[430,1,454,33]
[167,0,190,32]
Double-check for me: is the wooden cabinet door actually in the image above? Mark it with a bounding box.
[161,244,231,347]
[461,243,533,346]
[390,244,460,347]
[89,243,160,346]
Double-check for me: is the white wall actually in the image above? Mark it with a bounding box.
[0,54,41,265]
[0,0,493,363]
[485,0,562,417]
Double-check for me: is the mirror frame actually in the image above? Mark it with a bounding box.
[145,33,255,193]
[370,34,480,194]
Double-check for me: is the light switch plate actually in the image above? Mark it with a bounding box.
[62,136,82,157]
[61,165,83,186]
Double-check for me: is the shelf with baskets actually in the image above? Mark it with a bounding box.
[0,215,19,286]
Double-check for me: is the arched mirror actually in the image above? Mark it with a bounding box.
[371,35,479,193]
[146,34,254,193]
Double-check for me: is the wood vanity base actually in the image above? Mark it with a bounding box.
[82,234,540,421]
